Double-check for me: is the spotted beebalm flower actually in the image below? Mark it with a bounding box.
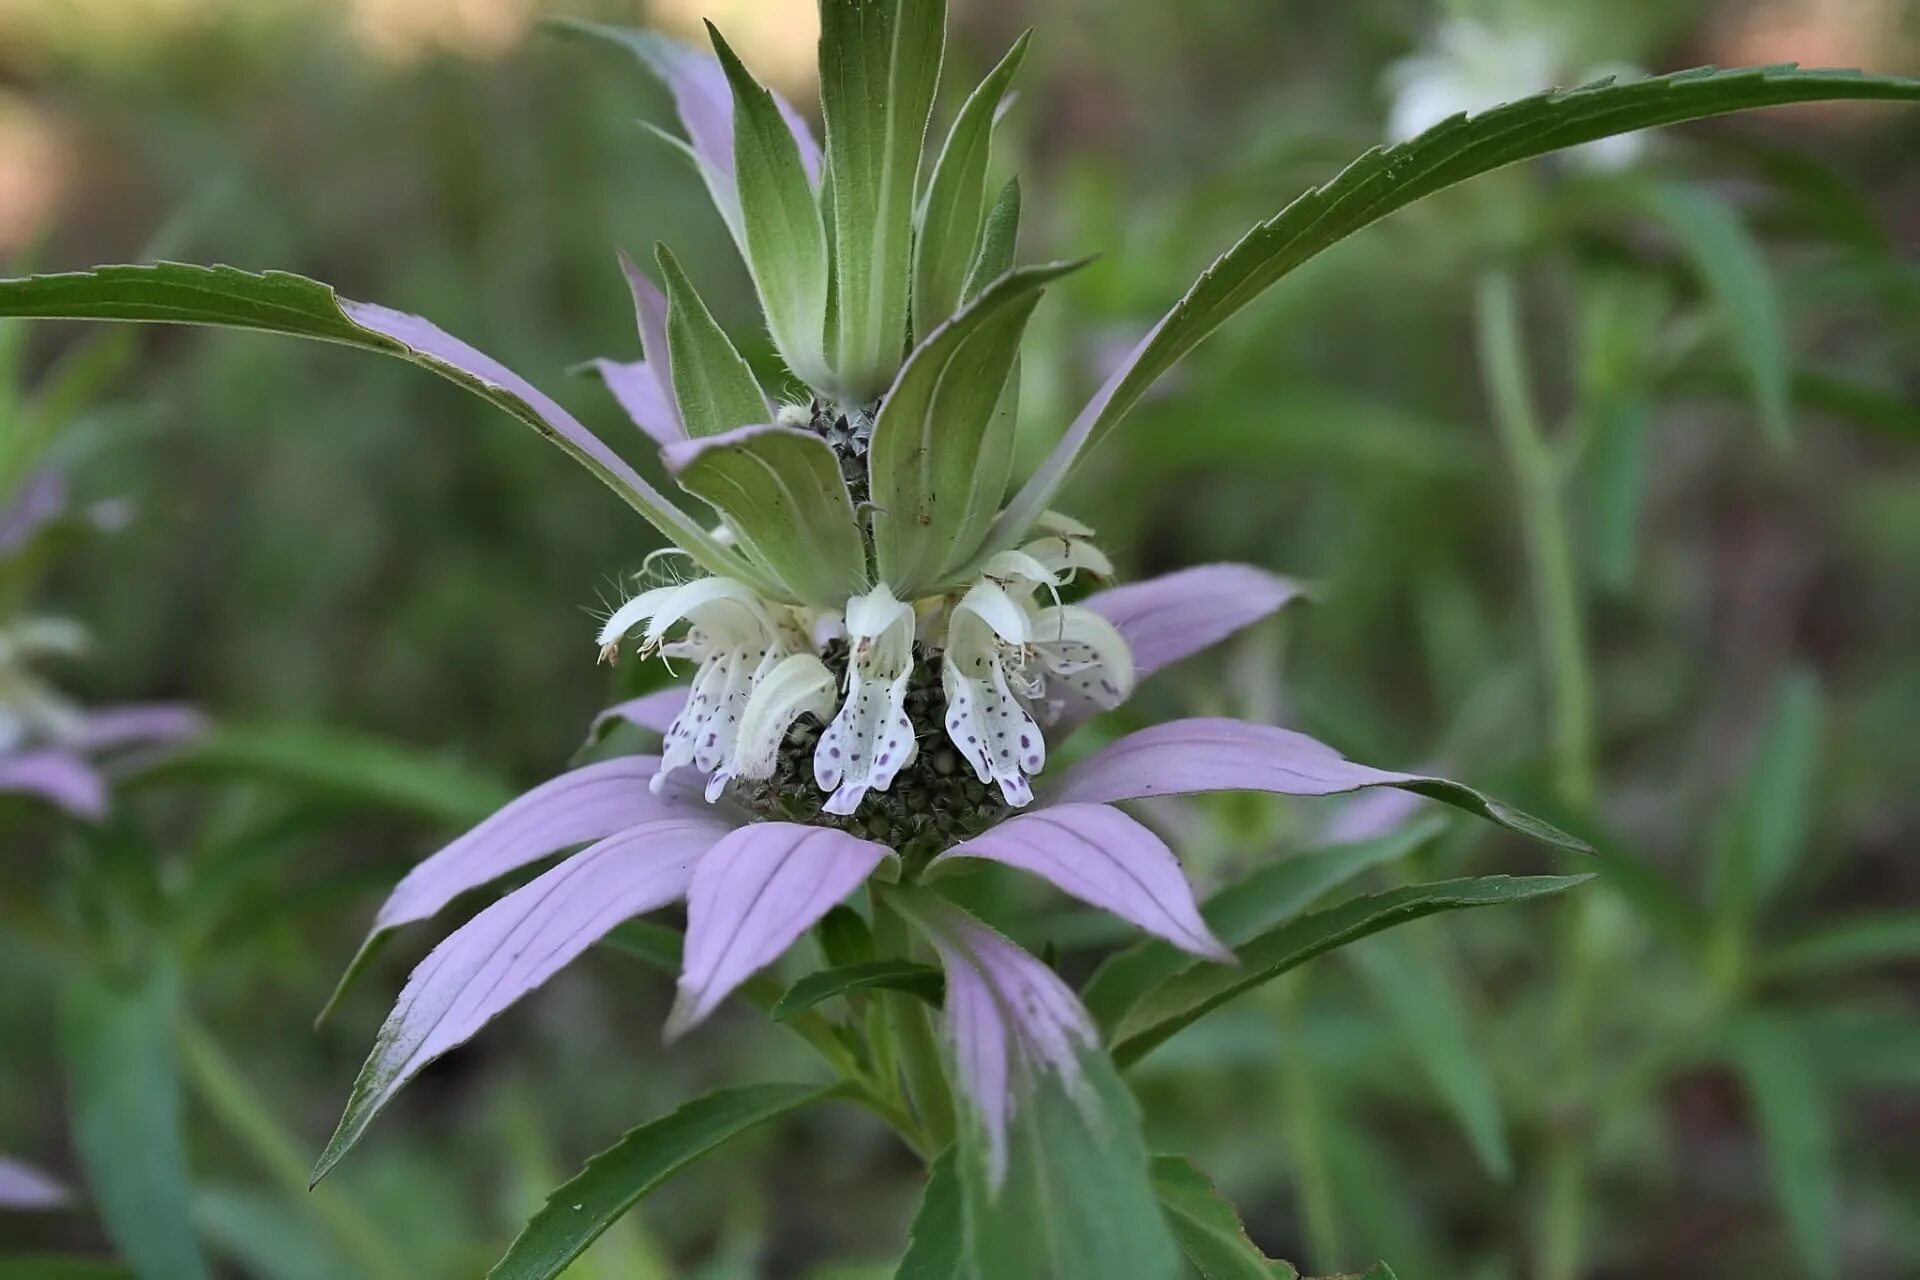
[0,472,204,820]
[1386,18,1648,169]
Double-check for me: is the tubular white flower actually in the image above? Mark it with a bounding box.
[942,580,1047,807]
[707,652,838,801]
[815,586,918,816]
[1029,604,1134,722]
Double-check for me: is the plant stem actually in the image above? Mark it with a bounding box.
[873,898,955,1155]
[177,1021,413,1280]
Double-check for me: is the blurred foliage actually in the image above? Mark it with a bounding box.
[2,0,1918,1276]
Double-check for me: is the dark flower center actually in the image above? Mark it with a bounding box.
[803,399,877,508]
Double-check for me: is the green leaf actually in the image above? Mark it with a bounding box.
[666,424,867,606]
[1765,912,1920,979]
[893,1148,964,1280]
[708,24,831,387]
[772,960,944,1021]
[869,260,1085,592]
[1791,1005,1920,1090]
[1346,930,1510,1180]
[961,177,1022,305]
[139,723,512,827]
[486,1084,844,1280]
[1631,179,1791,447]
[1583,392,1652,593]
[601,920,684,972]
[983,65,1920,553]
[1152,1156,1298,1279]
[60,966,211,1280]
[0,262,749,583]
[819,0,948,398]
[1728,1015,1838,1278]
[654,246,769,440]
[1790,368,1919,440]
[1082,818,1445,1029]
[1710,667,1822,923]
[958,1054,1182,1280]
[0,1262,134,1280]
[1112,875,1593,1068]
[913,34,1030,338]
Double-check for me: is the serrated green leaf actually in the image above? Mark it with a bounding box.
[0,262,752,584]
[1765,912,1920,979]
[869,260,1085,592]
[1112,875,1593,1067]
[60,966,210,1280]
[1710,667,1822,923]
[913,35,1030,338]
[819,0,947,398]
[961,177,1022,305]
[983,65,1920,556]
[894,1148,964,1280]
[665,424,867,605]
[1728,1015,1838,1278]
[1082,818,1446,1030]
[772,960,944,1021]
[486,1083,845,1280]
[1153,1155,1298,1279]
[1632,179,1791,447]
[708,24,831,387]
[654,246,769,440]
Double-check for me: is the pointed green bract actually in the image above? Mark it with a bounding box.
[982,65,1920,561]
[1111,875,1594,1067]
[655,246,770,439]
[0,262,756,585]
[868,260,1086,593]
[961,177,1022,305]
[709,24,832,388]
[819,0,947,399]
[665,424,868,605]
[913,34,1030,339]
[1152,1156,1299,1280]
[894,1148,965,1279]
[957,1052,1182,1280]
[484,1084,845,1280]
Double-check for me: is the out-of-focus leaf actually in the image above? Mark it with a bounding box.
[1583,392,1652,592]
[0,1262,133,1280]
[1791,369,1920,440]
[654,246,768,440]
[60,966,210,1280]
[603,920,684,971]
[1112,875,1593,1067]
[1152,1155,1298,1279]
[193,1185,351,1280]
[1631,180,1791,447]
[818,0,947,398]
[892,1148,963,1280]
[1347,930,1510,1179]
[141,723,511,826]
[1082,818,1445,1029]
[983,65,1920,554]
[772,960,944,1021]
[1791,1005,1920,1090]
[486,1084,845,1280]
[1766,912,1920,979]
[1709,669,1822,924]
[1728,1015,1838,1278]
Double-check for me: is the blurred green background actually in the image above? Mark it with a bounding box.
[2,0,1918,1276]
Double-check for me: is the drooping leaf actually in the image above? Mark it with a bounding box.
[893,1148,965,1280]
[1632,179,1791,447]
[654,246,769,440]
[0,263,750,582]
[1346,930,1510,1180]
[819,0,948,397]
[663,425,868,606]
[1152,1155,1299,1280]
[1728,1015,1838,1279]
[1112,875,1593,1067]
[1082,818,1445,1029]
[60,967,211,1280]
[772,960,944,1021]
[868,259,1086,593]
[485,1084,844,1280]
[981,66,1920,557]
[1709,667,1822,924]
[913,34,1030,337]
[708,24,831,387]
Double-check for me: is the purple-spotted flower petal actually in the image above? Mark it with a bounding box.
[1047,718,1587,850]
[591,687,692,741]
[930,804,1231,962]
[666,822,891,1039]
[889,893,1099,1189]
[316,817,729,1182]
[366,756,716,940]
[0,1155,71,1210]
[0,749,108,821]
